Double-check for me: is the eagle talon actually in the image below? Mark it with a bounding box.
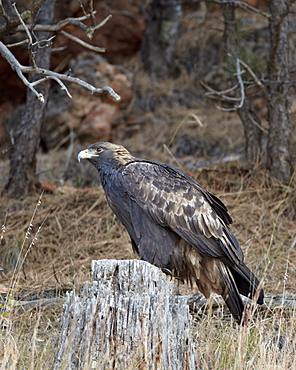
[161,267,173,279]
[175,276,185,284]
[161,268,184,284]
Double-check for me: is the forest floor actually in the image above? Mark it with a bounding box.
[0,43,296,367]
[0,104,295,367]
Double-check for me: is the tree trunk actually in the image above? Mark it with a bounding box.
[54,259,198,369]
[222,1,237,56]
[141,0,181,80]
[237,100,263,163]
[266,0,293,184]
[222,1,263,163]
[4,0,56,199]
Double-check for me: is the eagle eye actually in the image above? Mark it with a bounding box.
[96,147,103,153]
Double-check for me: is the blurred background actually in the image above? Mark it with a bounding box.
[0,0,295,296]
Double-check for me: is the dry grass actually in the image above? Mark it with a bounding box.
[0,187,134,287]
[192,310,296,369]
[0,54,295,367]
[0,151,295,368]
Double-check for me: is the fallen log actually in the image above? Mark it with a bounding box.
[53,259,198,370]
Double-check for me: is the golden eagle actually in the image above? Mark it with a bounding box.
[78,142,264,323]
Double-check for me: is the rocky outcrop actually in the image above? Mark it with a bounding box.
[42,52,133,150]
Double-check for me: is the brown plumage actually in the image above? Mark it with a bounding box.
[78,142,264,324]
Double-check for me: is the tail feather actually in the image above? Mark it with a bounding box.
[218,262,264,324]
[230,264,264,305]
[218,263,245,324]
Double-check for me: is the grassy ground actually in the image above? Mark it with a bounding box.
[0,150,295,368]
[0,48,295,368]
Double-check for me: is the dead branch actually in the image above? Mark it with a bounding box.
[6,39,29,48]
[213,58,245,112]
[87,0,96,30]
[238,58,265,89]
[209,0,270,17]
[235,58,245,108]
[6,289,296,316]
[0,0,47,35]
[102,3,145,19]
[59,30,105,53]
[93,14,112,31]
[7,13,112,42]
[10,3,107,65]
[202,58,265,111]
[12,2,36,68]
[203,82,241,101]
[0,0,11,24]
[11,297,64,313]
[31,75,72,98]
[11,14,95,34]
[0,1,119,103]
[249,114,269,135]
[1,1,111,68]
[187,292,296,313]
[0,41,120,102]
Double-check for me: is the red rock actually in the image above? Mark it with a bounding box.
[78,103,119,141]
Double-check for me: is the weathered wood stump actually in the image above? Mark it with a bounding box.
[54,259,198,369]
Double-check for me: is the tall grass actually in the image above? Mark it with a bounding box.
[192,308,296,369]
[0,193,61,369]
[0,158,294,368]
[1,294,295,369]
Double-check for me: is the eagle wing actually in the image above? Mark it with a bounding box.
[121,160,244,267]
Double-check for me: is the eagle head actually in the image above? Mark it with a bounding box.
[78,142,133,169]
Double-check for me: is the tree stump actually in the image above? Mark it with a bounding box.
[54,259,198,369]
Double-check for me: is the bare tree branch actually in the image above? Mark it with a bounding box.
[249,113,269,134]
[4,8,110,56]
[59,30,105,53]
[12,2,36,68]
[0,41,121,102]
[31,75,72,98]
[0,41,43,101]
[209,0,270,17]
[0,0,47,35]
[234,57,245,109]
[202,81,240,100]
[237,58,265,90]
[0,0,11,24]
[0,4,112,37]
[202,57,267,112]
[6,39,29,48]
[0,1,118,102]
[12,14,94,34]
[93,14,112,32]
[1,1,121,198]
[88,0,96,30]
[102,3,145,19]
[77,0,89,18]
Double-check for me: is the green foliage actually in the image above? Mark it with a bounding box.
[21,10,31,21]
[224,49,265,80]
[86,26,94,39]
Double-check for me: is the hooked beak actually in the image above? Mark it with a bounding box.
[78,149,94,162]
